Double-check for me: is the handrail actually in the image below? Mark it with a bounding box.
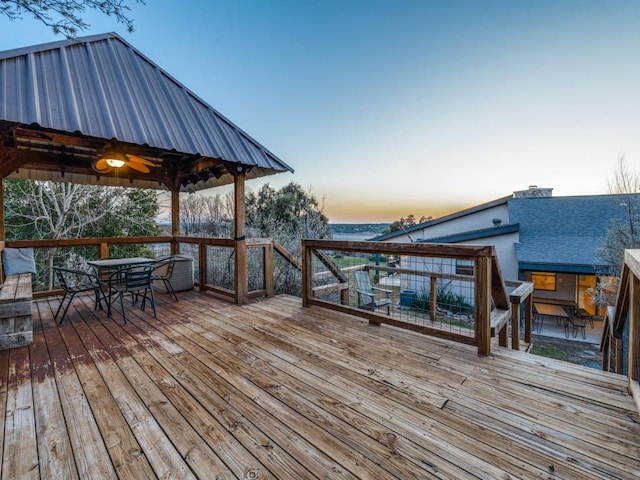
[5,235,303,303]
[601,249,640,416]
[301,239,533,356]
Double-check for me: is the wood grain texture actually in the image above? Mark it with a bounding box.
[0,291,638,479]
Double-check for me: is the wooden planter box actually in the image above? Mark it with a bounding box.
[0,274,33,350]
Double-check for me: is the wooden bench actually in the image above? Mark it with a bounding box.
[0,274,33,350]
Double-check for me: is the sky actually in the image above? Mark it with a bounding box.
[1,0,639,222]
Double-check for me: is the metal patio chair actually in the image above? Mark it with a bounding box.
[107,264,156,323]
[151,256,178,301]
[53,266,106,324]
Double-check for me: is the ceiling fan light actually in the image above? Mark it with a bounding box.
[105,158,126,168]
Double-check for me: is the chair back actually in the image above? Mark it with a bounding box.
[53,266,98,290]
[152,257,175,279]
[53,267,71,290]
[355,271,373,293]
[111,265,152,291]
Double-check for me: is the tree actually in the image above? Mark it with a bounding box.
[1,0,143,38]
[382,214,432,235]
[246,183,330,240]
[595,156,640,273]
[592,156,640,306]
[4,179,160,289]
[246,183,330,295]
[180,192,233,237]
[178,183,329,296]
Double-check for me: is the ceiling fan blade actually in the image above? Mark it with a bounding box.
[126,154,156,167]
[92,159,112,173]
[126,161,150,174]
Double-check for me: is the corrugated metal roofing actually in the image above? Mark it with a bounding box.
[0,32,293,187]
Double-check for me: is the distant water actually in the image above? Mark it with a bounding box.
[329,223,389,241]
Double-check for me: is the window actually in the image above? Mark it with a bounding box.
[455,259,474,276]
[531,272,556,291]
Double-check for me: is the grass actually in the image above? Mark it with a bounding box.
[529,343,567,361]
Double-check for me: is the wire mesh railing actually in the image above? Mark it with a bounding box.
[301,239,528,356]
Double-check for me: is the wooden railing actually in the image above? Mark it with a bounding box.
[601,249,640,415]
[4,235,302,302]
[4,235,535,356]
[301,239,534,356]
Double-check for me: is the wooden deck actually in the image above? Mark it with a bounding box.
[2,290,639,479]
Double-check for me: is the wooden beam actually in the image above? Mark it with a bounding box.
[475,256,492,356]
[234,172,247,305]
[264,242,274,297]
[171,191,180,255]
[0,178,4,242]
[301,240,312,307]
[629,273,640,383]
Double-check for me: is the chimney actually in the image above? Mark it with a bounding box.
[513,186,553,198]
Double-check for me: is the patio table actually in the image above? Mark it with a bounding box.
[533,302,570,333]
[87,257,156,317]
[87,257,155,273]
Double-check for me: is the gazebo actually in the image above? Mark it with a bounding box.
[0,32,293,303]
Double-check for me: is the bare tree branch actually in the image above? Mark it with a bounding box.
[0,0,144,38]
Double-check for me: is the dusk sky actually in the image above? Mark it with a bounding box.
[1,1,639,222]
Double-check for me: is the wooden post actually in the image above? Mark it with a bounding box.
[0,179,5,243]
[171,190,180,255]
[234,171,248,305]
[524,294,533,344]
[198,241,206,289]
[616,337,623,374]
[629,274,640,383]
[301,240,312,307]
[264,242,274,297]
[0,179,4,282]
[99,242,109,259]
[511,301,520,350]
[475,256,492,356]
[430,275,438,322]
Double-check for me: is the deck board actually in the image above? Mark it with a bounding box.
[1,290,639,479]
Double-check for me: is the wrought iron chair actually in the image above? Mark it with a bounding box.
[151,256,178,301]
[107,264,156,323]
[354,270,391,315]
[53,267,106,324]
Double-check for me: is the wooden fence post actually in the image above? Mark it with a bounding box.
[476,255,492,356]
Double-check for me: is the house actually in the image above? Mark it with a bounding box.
[372,186,640,317]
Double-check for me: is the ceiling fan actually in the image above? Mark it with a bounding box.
[92,143,157,174]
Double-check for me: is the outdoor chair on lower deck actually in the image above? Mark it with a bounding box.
[355,270,392,315]
[565,315,587,339]
[53,267,106,324]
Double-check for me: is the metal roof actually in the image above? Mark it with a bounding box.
[510,194,636,272]
[0,32,293,191]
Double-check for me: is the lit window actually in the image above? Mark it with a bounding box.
[532,272,556,291]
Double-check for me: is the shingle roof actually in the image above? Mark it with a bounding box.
[510,194,638,271]
[0,32,293,190]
